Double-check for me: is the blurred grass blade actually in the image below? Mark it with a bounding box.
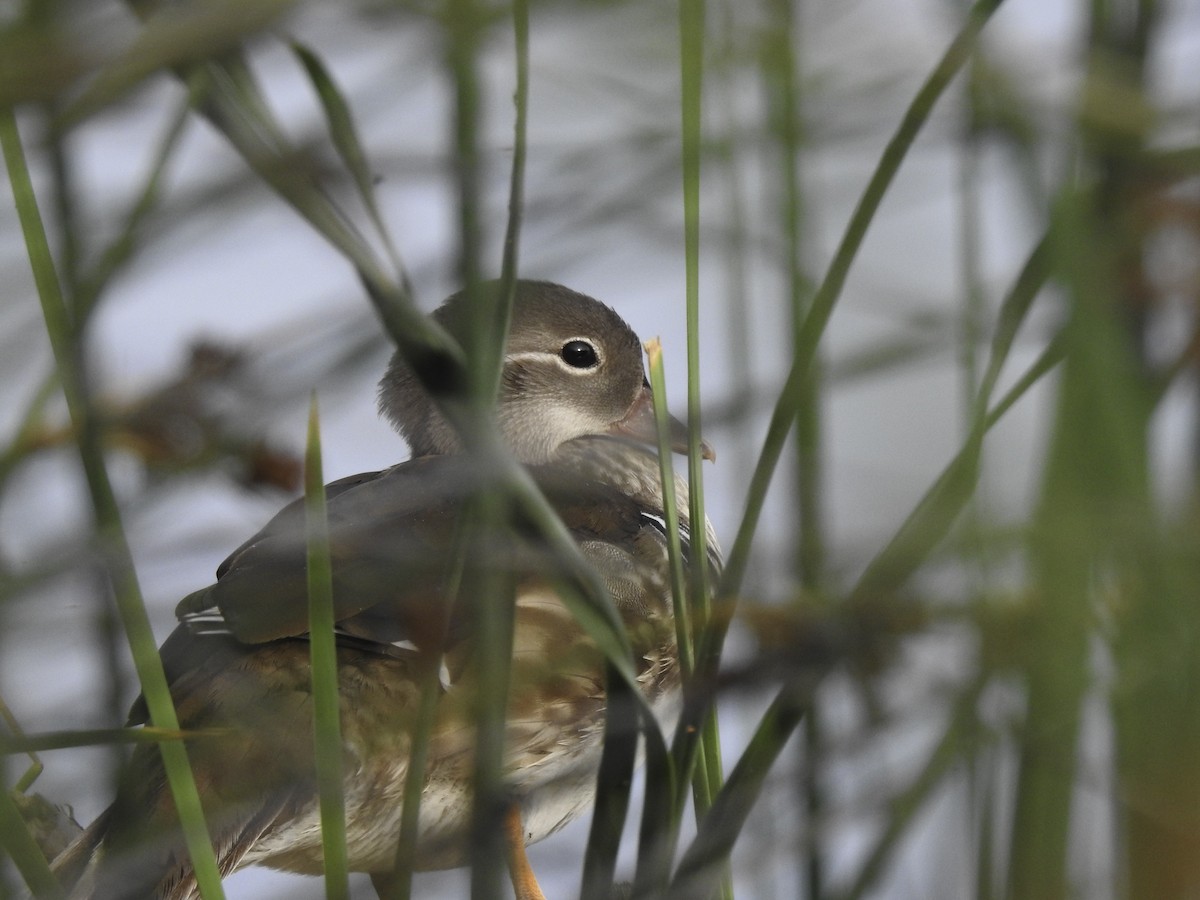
[581,663,639,900]
[464,493,516,900]
[494,0,528,348]
[984,330,1065,428]
[1,693,43,793]
[838,679,987,900]
[380,526,464,900]
[764,0,821,893]
[304,395,350,900]
[1009,185,1153,898]
[852,327,1062,602]
[851,429,984,600]
[291,40,409,286]
[290,41,376,208]
[1,106,226,900]
[632,698,678,900]
[76,85,198,320]
[0,785,62,899]
[707,0,1007,676]
[0,726,193,754]
[665,679,814,900]
[838,233,1049,599]
[378,668,440,900]
[439,0,513,892]
[975,236,1050,409]
[58,0,295,127]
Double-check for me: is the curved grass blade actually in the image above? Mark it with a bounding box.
[664,680,813,900]
[836,678,989,900]
[290,40,410,288]
[665,305,1065,900]
[707,0,1008,660]
[1,106,226,900]
[75,85,199,321]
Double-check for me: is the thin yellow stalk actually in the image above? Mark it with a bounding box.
[645,339,694,678]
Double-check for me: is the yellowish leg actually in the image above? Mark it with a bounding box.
[503,804,547,900]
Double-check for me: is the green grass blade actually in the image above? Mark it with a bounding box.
[645,340,693,678]
[679,0,712,630]
[380,528,466,900]
[663,230,1057,900]
[1009,184,1153,899]
[1,106,226,900]
[304,395,350,900]
[580,662,639,900]
[837,679,988,900]
[0,783,62,900]
[440,2,514,895]
[851,329,1062,603]
[376,666,440,900]
[763,0,822,892]
[975,237,1050,410]
[636,339,703,894]
[75,85,199,320]
[464,494,516,900]
[678,3,728,879]
[665,680,813,900]
[710,0,1007,641]
[1,685,43,796]
[290,40,410,288]
[497,0,529,296]
[491,0,527,387]
[0,726,190,754]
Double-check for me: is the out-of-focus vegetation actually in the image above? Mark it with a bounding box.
[2,0,1200,897]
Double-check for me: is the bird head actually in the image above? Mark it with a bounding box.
[378,281,709,464]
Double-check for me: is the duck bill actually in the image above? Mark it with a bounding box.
[608,386,715,462]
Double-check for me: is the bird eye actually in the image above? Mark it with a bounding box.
[560,340,599,369]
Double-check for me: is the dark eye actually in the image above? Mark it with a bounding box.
[561,340,599,369]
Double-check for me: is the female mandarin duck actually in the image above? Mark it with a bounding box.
[55,281,719,899]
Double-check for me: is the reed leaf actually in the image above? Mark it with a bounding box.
[1,105,226,900]
[304,395,350,900]
[0,784,61,900]
[708,0,1007,662]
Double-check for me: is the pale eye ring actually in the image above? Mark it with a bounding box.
[560,340,599,369]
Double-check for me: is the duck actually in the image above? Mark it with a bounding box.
[53,280,719,900]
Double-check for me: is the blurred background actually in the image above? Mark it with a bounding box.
[3,0,1200,897]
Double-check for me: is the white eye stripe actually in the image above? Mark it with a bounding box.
[504,351,558,364]
[505,339,604,370]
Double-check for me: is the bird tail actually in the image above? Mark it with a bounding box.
[50,806,110,897]
[51,784,306,900]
